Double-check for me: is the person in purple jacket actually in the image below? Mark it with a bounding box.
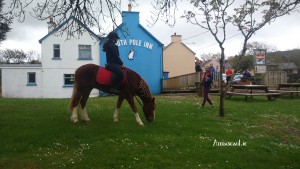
[201,66,213,108]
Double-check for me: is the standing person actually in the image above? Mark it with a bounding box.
[195,60,202,72]
[103,31,125,89]
[201,67,213,108]
[225,67,233,84]
[210,63,215,74]
[243,70,251,78]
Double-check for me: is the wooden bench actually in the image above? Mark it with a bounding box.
[268,83,300,98]
[269,90,300,97]
[226,91,281,101]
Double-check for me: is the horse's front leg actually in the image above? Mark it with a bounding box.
[113,95,124,122]
[79,89,92,122]
[126,96,144,127]
[71,106,79,123]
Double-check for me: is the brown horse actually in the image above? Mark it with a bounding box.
[69,64,155,126]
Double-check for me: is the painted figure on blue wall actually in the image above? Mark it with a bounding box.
[128,48,134,60]
[103,31,125,89]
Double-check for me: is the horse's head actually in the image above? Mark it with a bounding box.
[133,75,156,123]
[142,97,156,122]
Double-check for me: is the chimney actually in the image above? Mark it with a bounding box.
[128,3,132,11]
[122,11,139,26]
[47,17,56,33]
[171,33,182,43]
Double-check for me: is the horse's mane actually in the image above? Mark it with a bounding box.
[124,68,152,99]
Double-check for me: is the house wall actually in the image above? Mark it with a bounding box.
[203,58,221,72]
[1,67,43,98]
[100,11,163,94]
[41,32,99,69]
[0,19,100,98]
[163,35,195,78]
[40,30,100,98]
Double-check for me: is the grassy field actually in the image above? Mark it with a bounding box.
[0,94,300,169]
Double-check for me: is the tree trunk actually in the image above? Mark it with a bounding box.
[219,48,225,117]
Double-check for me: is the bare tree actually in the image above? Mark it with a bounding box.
[6,0,139,39]
[148,0,179,27]
[246,41,278,55]
[151,0,299,117]
[0,49,26,63]
[0,49,13,63]
[26,50,41,64]
[232,0,300,67]
[200,53,221,62]
[149,0,234,116]
[182,0,235,117]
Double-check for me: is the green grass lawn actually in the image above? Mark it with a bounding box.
[0,94,299,169]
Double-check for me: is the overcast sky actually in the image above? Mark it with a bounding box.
[1,1,300,59]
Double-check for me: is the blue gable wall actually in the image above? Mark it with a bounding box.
[100,11,163,94]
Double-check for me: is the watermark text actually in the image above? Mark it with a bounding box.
[213,139,247,147]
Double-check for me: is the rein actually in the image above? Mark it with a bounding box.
[135,95,143,108]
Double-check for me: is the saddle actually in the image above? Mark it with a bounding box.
[96,66,126,86]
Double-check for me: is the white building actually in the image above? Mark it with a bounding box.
[0,17,100,98]
[0,64,43,98]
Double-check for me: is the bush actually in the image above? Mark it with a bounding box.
[254,75,264,85]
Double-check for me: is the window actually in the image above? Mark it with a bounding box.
[53,44,60,59]
[27,72,37,86]
[78,45,92,60]
[64,74,75,86]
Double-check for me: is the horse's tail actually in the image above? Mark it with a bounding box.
[68,79,78,112]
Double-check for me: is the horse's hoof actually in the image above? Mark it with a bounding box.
[114,119,118,123]
[82,119,91,123]
[71,119,78,123]
[138,122,145,127]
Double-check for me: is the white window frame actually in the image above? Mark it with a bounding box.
[53,44,61,59]
[27,72,37,86]
[63,74,75,87]
[78,45,92,60]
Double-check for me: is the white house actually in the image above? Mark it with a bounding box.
[0,17,100,98]
[0,64,43,98]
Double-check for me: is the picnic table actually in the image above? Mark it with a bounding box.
[226,84,281,101]
[268,83,300,97]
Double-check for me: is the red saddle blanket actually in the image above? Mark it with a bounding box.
[96,66,126,85]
